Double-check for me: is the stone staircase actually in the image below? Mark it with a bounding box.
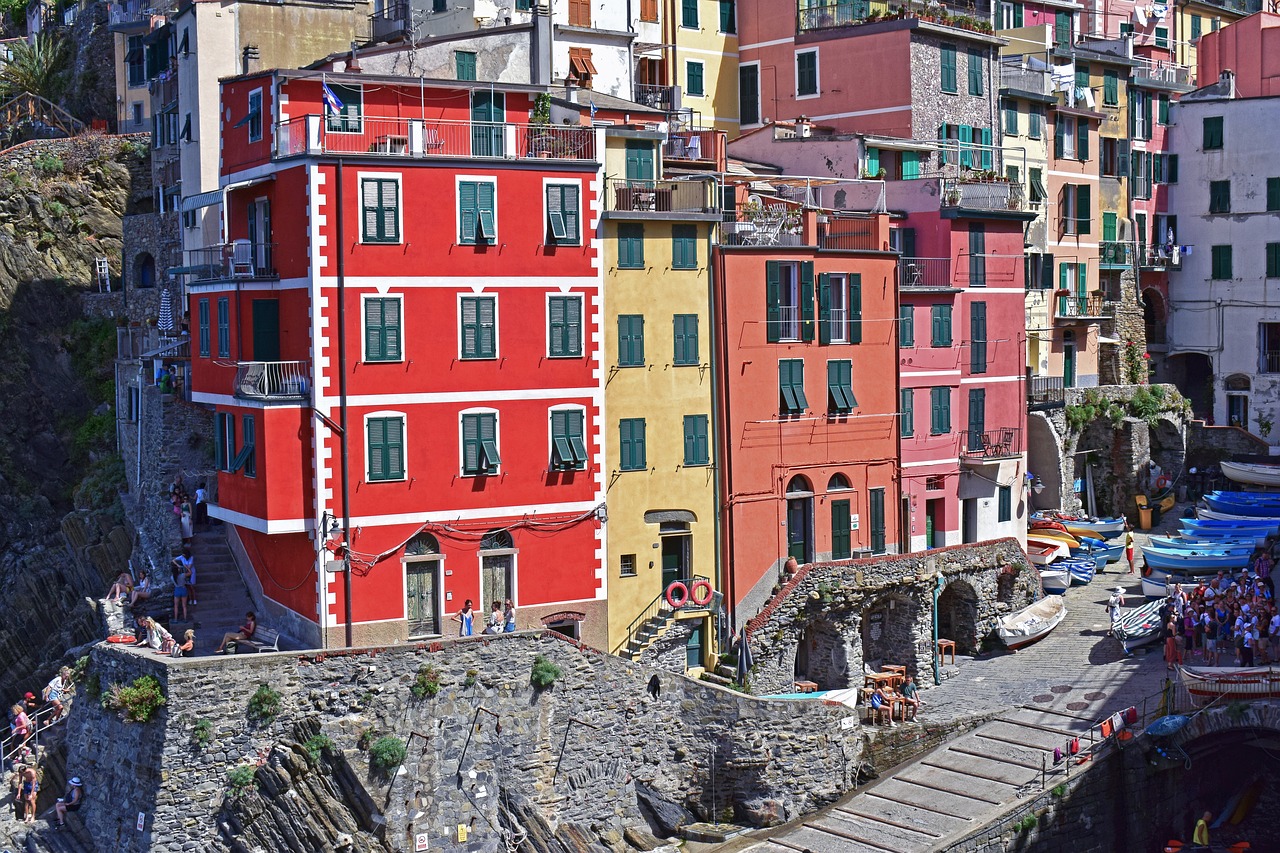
[620,610,679,662]
[185,526,256,656]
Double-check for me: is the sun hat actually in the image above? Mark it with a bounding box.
[70,777,81,786]
[1113,587,1125,593]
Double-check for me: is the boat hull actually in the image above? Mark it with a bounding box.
[1179,665,1280,700]
[998,595,1067,650]
[1112,599,1166,651]
[1039,570,1070,594]
[1141,545,1253,571]
[1221,461,1280,488]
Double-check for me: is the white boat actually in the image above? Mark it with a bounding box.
[1140,574,1168,598]
[1039,569,1070,595]
[1221,461,1280,488]
[1026,542,1061,566]
[1112,599,1166,652]
[1197,507,1280,522]
[997,595,1067,650]
[1026,535,1071,561]
[1179,665,1280,700]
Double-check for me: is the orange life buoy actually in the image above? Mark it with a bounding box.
[690,579,714,607]
[665,581,689,608]
[1157,475,1170,489]
[107,634,136,644]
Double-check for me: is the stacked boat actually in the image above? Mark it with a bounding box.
[1026,513,1126,594]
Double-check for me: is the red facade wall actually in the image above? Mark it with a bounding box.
[239,528,317,619]
[215,403,314,524]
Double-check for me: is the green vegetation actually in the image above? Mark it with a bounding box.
[1065,386,1191,433]
[357,726,376,750]
[102,675,166,723]
[119,139,150,160]
[411,664,442,698]
[226,765,257,796]
[247,684,283,724]
[303,733,334,765]
[530,654,562,689]
[0,32,70,102]
[463,669,478,687]
[31,152,64,177]
[191,719,213,749]
[368,736,406,775]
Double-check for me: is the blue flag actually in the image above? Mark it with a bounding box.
[322,83,344,115]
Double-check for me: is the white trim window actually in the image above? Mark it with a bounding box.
[548,404,589,471]
[796,48,820,100]
[365,411,406,482]
[459,407,501,477]
[358,172,402,244]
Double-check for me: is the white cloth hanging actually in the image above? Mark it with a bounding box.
[1135,7,1148,26]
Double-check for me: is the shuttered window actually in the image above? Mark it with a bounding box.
[461,412,499,475]
[548,295,583,357]
[673,314,699,366]
[930,387,951,435]
[618,314,644,367]
[217,297,230,358]
[931,304,952,347]
[970,301,987,374]
[240,414,256,477]
[546,184,580,244]
[681,0,697,27]
[361,178,400,244]
[779,359,808,415]
[1076,117,1089,161]
[198,298,210,357]
[364,296,403,362]
[1211,245,1232,280]
[1266,244,1280,279]
[719,0,736,32]
[367,416,405,481]
[969,225,986,287]
[326,84,362,132]
[459,180,496,245]
[1203,116,1224,150]
[1104,71,1118,106]
[941,44,957,93]
[683,415,709,466]
[456,51,477,81]
[619,418,647,471]
[827,359,856,414]
[899,304,914,347]
[999,485,1012,522]
[550,409,587,471]
[672,224,698,269]
[618,223,645,269]
[1209,180,1231,214]
[686,61,704,97]
[900,388,914,437]
[796,50,818,97]
[831,499,851,560]
[967,388,986,451]
[460,296,496,359]
[967,49,983,95]
[1268,178,1280,211]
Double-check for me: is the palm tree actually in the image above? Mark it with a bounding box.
[0,32,71,104]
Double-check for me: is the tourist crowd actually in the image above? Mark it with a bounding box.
[1159,567,1278,668]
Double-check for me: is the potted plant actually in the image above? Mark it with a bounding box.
[530,93,554,157]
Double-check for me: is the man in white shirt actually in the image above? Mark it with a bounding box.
[1108,587,1126,629]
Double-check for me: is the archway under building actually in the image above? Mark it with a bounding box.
[1164,352,1214,421]
[860,594,921,676]
[937,580,979,655]
[1142,289,1166,346]
[793,619,854,690]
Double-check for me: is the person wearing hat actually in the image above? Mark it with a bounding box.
[1108,586,1126,630]
[54,776,83,828]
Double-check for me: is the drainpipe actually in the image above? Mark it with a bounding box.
[336,158,354,648]
[714,238,736,628]
[932,571,945,686]
[706,222,724,644]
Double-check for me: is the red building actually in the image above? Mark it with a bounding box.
[190,70,607,648]
[714,208,901,620]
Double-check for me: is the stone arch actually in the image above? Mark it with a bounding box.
[480,529,513,550]
[937,579,980,655]
[794,619,854,690]
[860,593,921,676]
[133,251,155,289]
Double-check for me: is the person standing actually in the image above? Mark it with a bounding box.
[453,600,474,637]
[503,599,516,633]
[19,764,38,824]
[194,481,208,526]
[1193,810,1211,847]
[1108,587,1126,630]
[173,566,190,622]
[1125,524,1137,574]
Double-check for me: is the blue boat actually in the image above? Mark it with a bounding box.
[1151,535,1261,551]
[1080,541,1126,563]
[1184,518,1280,533]
[1142,544,1253,571]
[1039,568,1070,595]
[1064,559,1096,585]
[1203,495,1280,517]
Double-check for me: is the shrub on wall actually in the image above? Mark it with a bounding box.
[369,736,406,775]
[247,684,282,724]
[410,665,441,698]
[530,655,562,689]
[102,675,166,723]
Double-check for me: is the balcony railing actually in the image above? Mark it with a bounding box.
[369,1,409,42]
[1056,293,1106,319]
[818,215,879,251]
[604,178,717,214]
[108,0,152,27]
[1100,241,1131,267]
[721,222,804,247]
[1262,352,1280,374]
[798,0,994,34]
[900,257,951,289]
[664,129,718,163]
[941,178,1026,212]
[1000,64,1052,97]
[178,242,276,284]
[1028,375,1065,409]
[1143,247,1181,269]
[1132,59,1193,90]
[635,84,678,112]
[274,115,597,162]
[235,361,309,401]
[960,427,1021,461]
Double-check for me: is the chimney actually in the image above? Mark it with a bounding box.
[1219,68,1235,97]
[241,45,260,75]
[347,42,362,74]
[796,116,812,138]
[530,0,552,87]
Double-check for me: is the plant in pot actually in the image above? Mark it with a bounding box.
[530,92,554,157]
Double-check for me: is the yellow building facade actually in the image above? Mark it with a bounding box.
[599,129,721,670]
[669,0,740,133]
[1174,0,1252,80]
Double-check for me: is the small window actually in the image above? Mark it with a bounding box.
[368,416,406,482]
[779,359,808,415]
[686,61,704,97]
[459,180,496,245]
[719,0,736,33]
[460,296,496,360]
[364,296,403,362]
[214,412,236,472]
[620,554,637,577]
[672,224,698,269]
[246,90,262,143]
[325,83,362,133]
[673,314,699,366]
[1265,244,1280,279]
[618,223,645,269]
[619,418,647,471]
[618,314,644,367]
[899,305,914,348]
[827,359,856,415]
[1209,180,1231,214]
[1103,70,1118,107]
[682,414,709,466]
[967,48,983,96]
[681,0,697,28]
[1204,116,1224,150]
[900,388,913,437]
[1211,245,1233,280]
[970,301,987,374]
[461,412,500,476]
[198,299,210,357]
[217,297,231,358]
[546,183,580,244]
[550,409,588,471]
[1155,26,1169,48]
[1029,168,1047,203]
[930,304,952,347]
[930,387,951,435]
[796,50,818,97]
[998,485,1012,522]
[940,44,957,93]
[240,414,257,478]
[1028,104,1044,140]
[456,51,477,81]
[1002,99,1018,136]
[361,177,400,244]
[1269,178,1280,212]
[548,295,583,357]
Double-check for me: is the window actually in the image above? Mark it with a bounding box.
[869,488,886,554]
[820,273,860,344]
[683,415,709,466]
[1026,252,1054,290]
[1155,26,1169,48]
[1101,138,1128,177]
[1063,184,1091,235]
[214,413,236,472]
[217,297,230,358]
[459,180,496,245]
[969,225,986,287]
[1267,244,1280,279]
[968,49,983,95]
[1209,181,1231,214]
[461,412,499,475]
[639,0,656,21]
[739,64,760,125]
[686,61,704,97]
[1054,114,1077,160]
[1131,151,1151,199]
[796,50,818,97]
[1102,70,1118,107]
[672,224,698,269]
[966,388,986,451]
[779,359,808,415]
[1191,14,1202,41]
[326,83,362,133]
[619,418,647,471]
[1204,116,1224,150]
[827,360,856,414]
[900,388,913,437]
[620,554,637,577]
[1130,89,1151,140]
[197,299,210,357]
[181,113,192,142]
[1000,1,1023,29]
[127,35,145,86]
[246,90,262,142]
[931,304,952,347]
[1054,11,1070,47]
[358,177,400,244]
[673,314,699,366]
[368,416,406,481]
[1003,99,1018,136]
[460,296,496,359]
[1212,16,1219,32]
[618,223,644,269]
[550,409,587,470]
[364,296,403,362]
[930,387,951,434]
[766,261,812,342]
[618,314,644,367]
[681,0,698,28]
[719,0,736,32]
[998,485,1012,522]
[970,301,987,374]
[548,295,583,357]
[546,184,580,244]
[1211,245,1233,280]
[1029,168,1047,204]
[899,305,914,347]
[434,0,446,9]
[568,0,589,26]
[940,44,957,93]
[239,414,257,477]
[1028,104,1044,140]
[1269,178,1280,212]
[1157,94,1169,125]
[456,51,477,81]
[1262,326,1280,373]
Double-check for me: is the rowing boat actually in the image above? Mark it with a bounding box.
[1179,665,1280,701]
[1112,598,1166,651]
[998,595,1067,650]
[1221,460,1280,488]
[1039,569,1070,595]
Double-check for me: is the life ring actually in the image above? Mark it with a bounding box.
[690,580,714,607]
[106,634,136,644]
[665,582,689,608]
[1143,564,1152,578]
[1156,475,1170,489]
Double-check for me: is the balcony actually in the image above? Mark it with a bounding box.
[1055,293,1106,320]
[1142,246,1181,270]
[818,215,879,251]
[960,428,1021,463]
[235,361,309,401]
[108,0,153,29]
[603,178,718,216]
[274,115,597,162]
[1000,64,1052,98]
[635,84,678,112]
[941,178,1028,214]
[798,0,995,36]
[664,129,719,164]
[1028,375,1065,410]
[368,1,409,42]
[175,242,276,284]
[900,257,952,290]
[1100,242,1131,269]
[1132,59,1194,92]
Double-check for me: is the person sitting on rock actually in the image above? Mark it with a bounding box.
[54,777,84,830]
[128,570,151,609]
[106,571,133,604]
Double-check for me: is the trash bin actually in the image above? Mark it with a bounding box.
[1137,501,1153,531]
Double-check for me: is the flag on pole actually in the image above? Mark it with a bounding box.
[323,83,344,115]
[588,99,598,119]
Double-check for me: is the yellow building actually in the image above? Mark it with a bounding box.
[1175,0,1256,81]
[599,127,721,672]
[108,2,154,134]
[667,0,740,134]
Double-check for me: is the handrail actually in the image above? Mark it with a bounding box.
[1,703,64,764]
[612,575,711,656]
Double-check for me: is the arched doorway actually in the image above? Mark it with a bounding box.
[794,620,853,689]
[937,580,980,654]
[860,594,920,675]
[1142,289,1166,346]
[134,252,155,289]
[479,529,516,612]
[786,475,814,564]
[404,533,442,638]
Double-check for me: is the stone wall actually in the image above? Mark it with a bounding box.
[743,539,1038,696]
[121,210,180,295]
[58,632,866,852]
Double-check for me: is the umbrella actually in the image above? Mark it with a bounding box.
[735,629,755,686]
[158,286,175,332]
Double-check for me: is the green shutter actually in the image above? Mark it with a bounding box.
[831,499,851,560]
[547,184,580,244]
[687,61,704,96]
[900,388,913,437]
[828,359,855,414]
[1266,244,1280,279]
[1142,93,1152,140]
[198,299,210,356]
[681,0,697,27]
[967,388,986,451]
[1004,100,1018,136]
[719,0,735,32]
[765,261,782,342]
[780,359,807,414]
[618,222,644,269]
[968,49,983,95]
[618,314,644,366]
[969,225,986,287]
[672,224,697,269]
[620,418,646,471]
[478,413,499,471]
[1077,260,1087,298]
[998,485,1012,522]
[551,409,586,470]
[902,150,920,179]
[1168,154,1178,183]
[214,412,225,470]
[361,178,399,243]
[1158,94,1169,125]
[1077,185,1091,235]
[980,127,993,170]
[800,261,815,342]
[941,45,957,93]
[1103,211,1117,242]
[365,297,401,361]
[476,182,496,242]
[456,51,477,81]
[958,124,973,169]
[1076,118,1089,161]
[683,415,709,466]
[847,274,862,343]
[869,488,886,554]
[899,305,914,347]
[1269,178,1280,212]
[549,296,582,357]
[673,314,698,365]
[817,273,831,346]
[970,301,987,374]
[1054,116,1065,159]
[797,51,817,96]
[1013,2,1023,26]
[1104,71,1117,106]
[459,181,478,244]
[368,416,404,481]
[931,386,951,434]
[932,304,952,347]
[217,298,230,358]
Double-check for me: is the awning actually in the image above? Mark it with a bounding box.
[570,55,597,77]
[863,136,935,152]
[181,189,223,213]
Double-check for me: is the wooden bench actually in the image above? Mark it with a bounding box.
[235,627,282,654]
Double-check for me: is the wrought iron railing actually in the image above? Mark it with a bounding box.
[368,0,410,41]
[181,242,276,283]
[960,427,1021,459]
[664,129,718,162]
[635,84,678,111]
[818,215,879,250]
[613,575,715,656]
[274,115,597,161]
[1028,375,1065,408]
[900,257,951,288]
[1100,241,1131,267]
[234,360,309,400]
[942,178,1026,212]
[1056,293,1105,318]
[604,177,718,214]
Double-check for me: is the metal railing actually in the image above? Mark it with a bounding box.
[368,0,409,41]
[107,0,152,26]
[635,84,678,112]
[604,177,717,214]
[1100,241,1131,267]
[941,178,1026,212]
[2,703,64,765]
[818,215,878,251]
[721,222,805,247]
[1132,59,1193,89]
[1263,352,1280,374]
[274,115,597,162]
[1056,293,1105,318]
[1000,64,1052,96]
[960,427,1021,459]
[181,242,275,283]
[613,575,714,656]
[664,129,718,162]
[1028,374,1065,408]
[900,257,951,288]
[799,0,995,33]
[234,360,309,400]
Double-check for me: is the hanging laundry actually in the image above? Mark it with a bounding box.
[1079,87,1096,109]
[1135,7,1148,26]
[1154,4,1168,19]
[1052,62,1075,92]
